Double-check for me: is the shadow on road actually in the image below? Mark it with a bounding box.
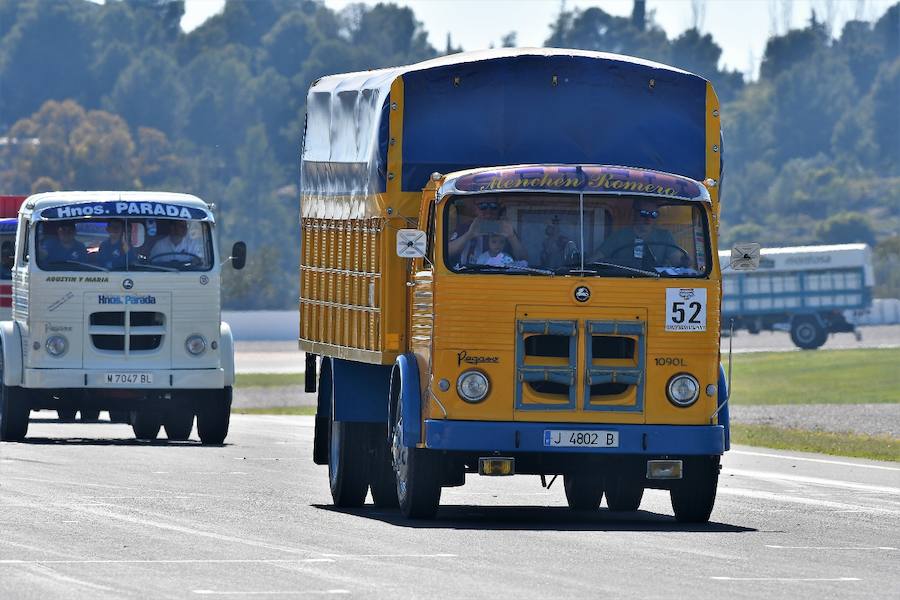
[13,437,227,447]
[313,504,756,532]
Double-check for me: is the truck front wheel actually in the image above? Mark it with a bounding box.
[563,473,604,510]
[164,406,194,441]
[392,410,441,519]
[368,423,398,508]
[0,385,29,441]
[605,476,644,511]
[670,456,720,523]
[790,317,827,350]
[197,387,231,445]
[131,410,162,440]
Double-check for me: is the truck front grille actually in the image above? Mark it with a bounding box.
[89,311,166,353]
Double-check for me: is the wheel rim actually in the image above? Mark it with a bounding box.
[796,323,816,343]
[391,414,409,500]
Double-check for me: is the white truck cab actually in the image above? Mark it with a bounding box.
[0,191,246,443]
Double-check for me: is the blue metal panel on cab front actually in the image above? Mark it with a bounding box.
[425,420,725,455]
[331,359,392,423]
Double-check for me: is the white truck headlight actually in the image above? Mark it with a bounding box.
[185,334,207,356]
[46,335,68,357]
[457,370,489,403]
[667,373,700,407]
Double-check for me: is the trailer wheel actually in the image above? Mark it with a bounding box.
[164,407,194,441]
[605,476,644,511]
[563,474,604,510]
[57,408,77,422]
[368,423,398,508]
[392,410,440,519]
[131,410,162,440]
[197,388,231,445]
[670,456,720,523]
[328,419,369,507]
[79,409,101,422]
[790,317,827,350]
[108,410,130,423]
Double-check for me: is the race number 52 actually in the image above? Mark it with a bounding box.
[665,288,707,332]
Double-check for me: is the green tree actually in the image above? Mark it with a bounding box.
[105,48,187,137]
[815,211,877,245]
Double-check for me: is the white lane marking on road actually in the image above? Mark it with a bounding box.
[727,468,900,495]
[719,487,900,514]
[0,559,336,565]
[730,450,900,472]
[194,591,349,596]
[710,577,860,582]
[766,545,898,551]
[319,553,456,558]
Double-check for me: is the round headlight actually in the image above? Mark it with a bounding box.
[185,334,207,356]
[456,370,489,403]
[46,335,68,357]
[667,373,700,407]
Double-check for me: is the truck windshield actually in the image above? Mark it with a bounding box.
[445,193,710,277]
[36,218,214,272]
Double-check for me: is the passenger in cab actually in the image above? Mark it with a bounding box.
[96,219,131,270]
[41,222,87,265]
[476,233,516,267]
[594,199,686,268]
[150,220,203,263]
[448,198,525,265]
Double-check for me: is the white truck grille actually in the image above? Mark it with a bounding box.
[89,311,166,353]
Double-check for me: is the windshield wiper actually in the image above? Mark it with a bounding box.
[456,264,554,275]
[584,261,660,278]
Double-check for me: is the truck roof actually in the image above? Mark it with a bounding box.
[21,191,213,221]
[302,47,714,220]
[719,243,872,274]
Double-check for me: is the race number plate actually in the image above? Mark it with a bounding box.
[105,372,154,385]
[665,287,707,332]
[543,430,619,448]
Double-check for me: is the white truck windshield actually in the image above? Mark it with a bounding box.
[36,218,213,272]
[445,193,710,277]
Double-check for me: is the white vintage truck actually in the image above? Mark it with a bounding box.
[0,191,245,443]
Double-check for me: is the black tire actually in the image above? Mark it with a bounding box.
[79,409,101,422]
[392,408,441,519]
[197,387,231,445]
[563,473,604,510]
[108,410,130,423]
[670,456,720,523]
[605,476,644,511]
[790,317,827,350]
[57,408,77,422]
[328,419,369,507]
[131,410,162,440]
[0,384,29,442]
[163,407,194,441]
[369,423,399,508]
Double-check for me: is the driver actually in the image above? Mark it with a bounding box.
[96,219,132,269]
[150,220,204,263]
[593,200,684,267]
[41,221,87,264]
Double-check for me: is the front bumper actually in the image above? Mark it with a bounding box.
[23,368,226,389]
[425,420,725,455]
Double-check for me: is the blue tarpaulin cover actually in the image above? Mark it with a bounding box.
[301,48,710,219]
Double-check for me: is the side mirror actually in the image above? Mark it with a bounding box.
[396,229,427,259]
[729,242,760,271]
[1,241,13,269]
[230,241,247,270]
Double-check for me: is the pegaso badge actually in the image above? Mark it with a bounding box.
[122,278,134,290]
[574,286,591,303]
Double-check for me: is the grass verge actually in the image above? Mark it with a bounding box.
[731,424,900,462]
[232,406,316,416]
[730,347,900,405]
[235,372,305,388]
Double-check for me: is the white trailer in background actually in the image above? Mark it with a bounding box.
[719,244,874,349]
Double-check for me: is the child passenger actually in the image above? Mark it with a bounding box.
[476,233,515,267]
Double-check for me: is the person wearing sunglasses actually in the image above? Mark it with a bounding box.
[593,199,685,269]
[448,198,526,264]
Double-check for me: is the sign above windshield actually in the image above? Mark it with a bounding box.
[38,201,209,221]
[446,165,707,202]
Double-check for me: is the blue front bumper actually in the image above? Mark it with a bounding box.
[425,420,725,455]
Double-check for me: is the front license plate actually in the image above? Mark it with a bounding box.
[543,429,619,448]
[105,372,154,385]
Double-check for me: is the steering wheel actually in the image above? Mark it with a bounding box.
[605,242,691,266]
[150,251,203,266]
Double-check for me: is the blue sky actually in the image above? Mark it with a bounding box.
[180,0,896,78]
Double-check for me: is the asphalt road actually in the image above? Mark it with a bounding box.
[2,416,898,599]
[234,324,900,373]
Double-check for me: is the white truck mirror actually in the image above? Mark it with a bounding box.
[396,229,427,258]
[730,242,761,271]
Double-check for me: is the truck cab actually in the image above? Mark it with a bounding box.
[0,191,245,443]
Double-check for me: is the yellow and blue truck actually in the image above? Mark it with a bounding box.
[300,48,737,521]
